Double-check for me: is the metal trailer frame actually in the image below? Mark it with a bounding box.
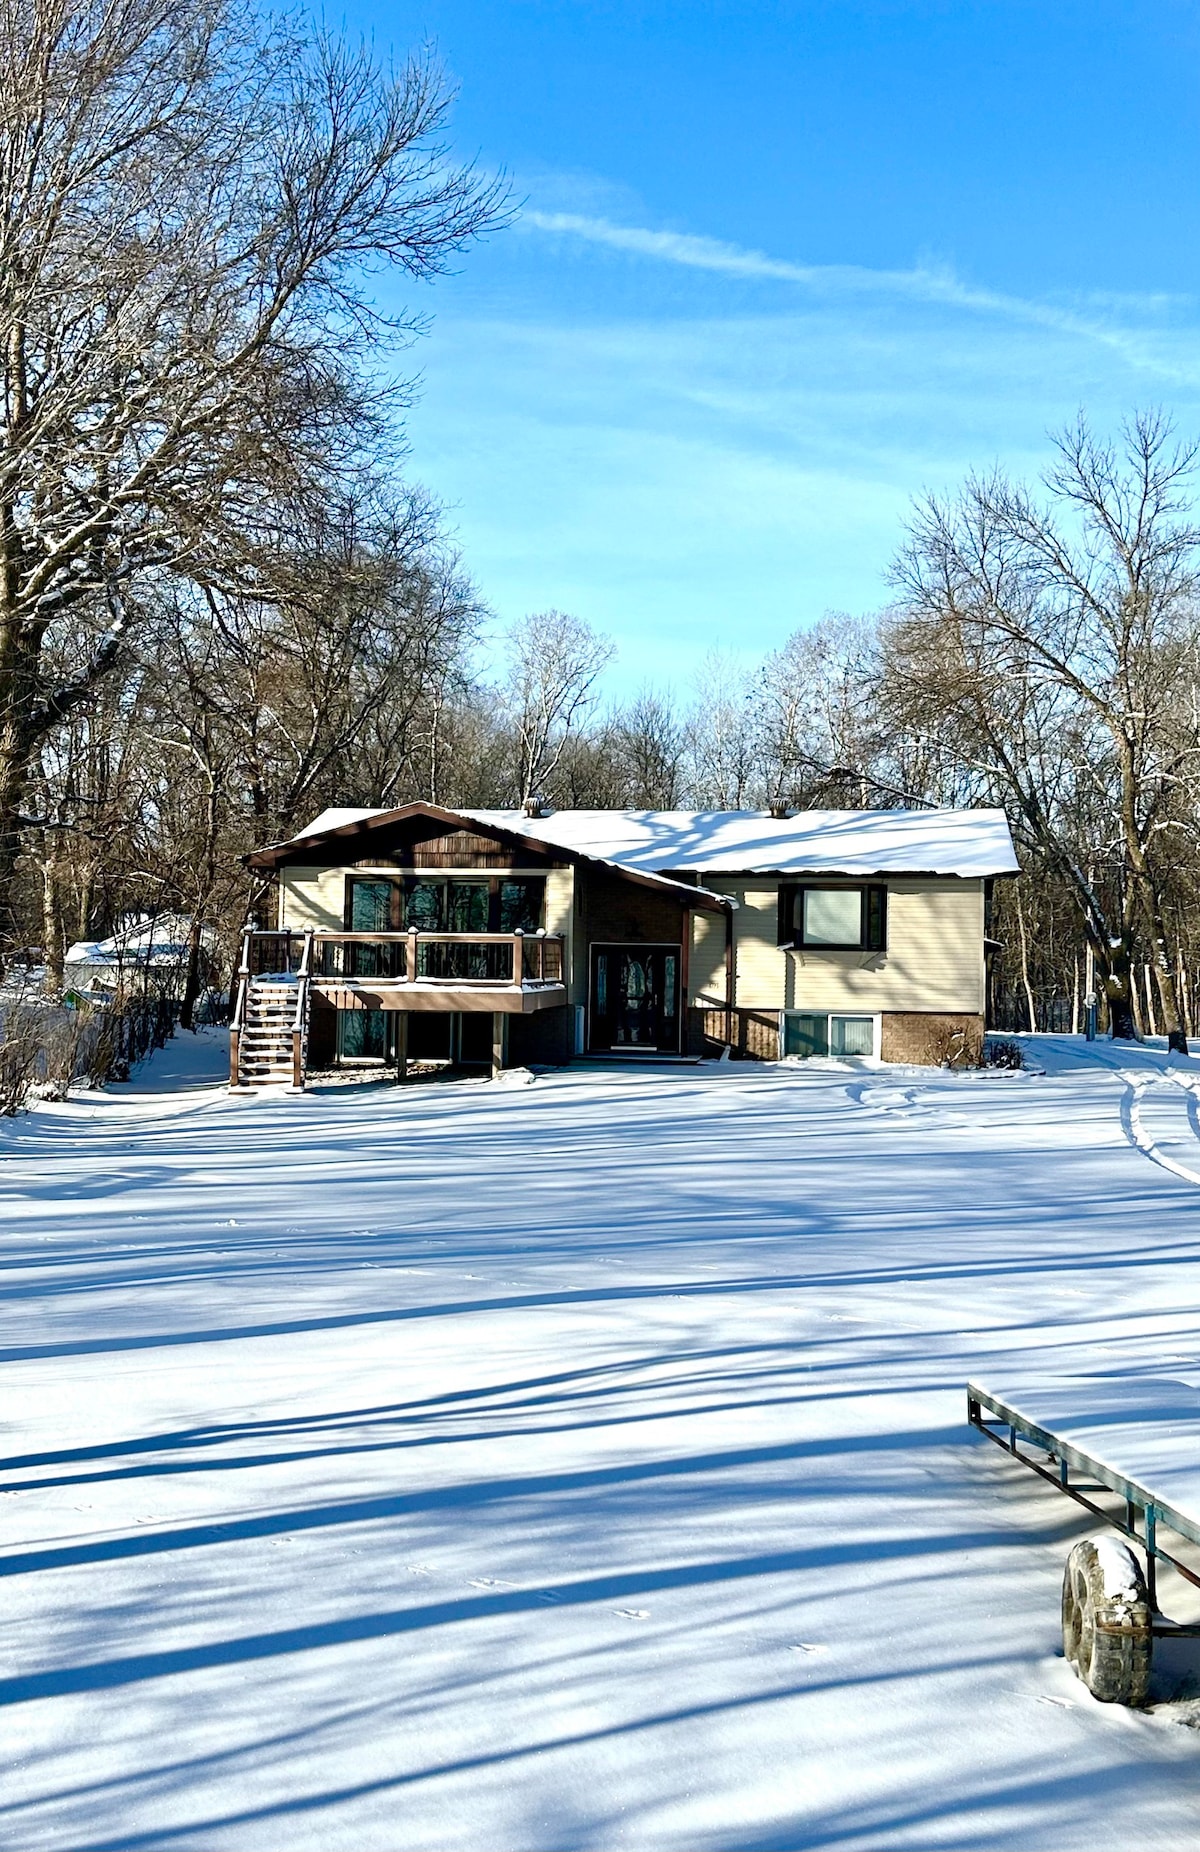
[968,1382,1200,1637]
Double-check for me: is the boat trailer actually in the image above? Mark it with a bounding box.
[969,1378,1200,1706]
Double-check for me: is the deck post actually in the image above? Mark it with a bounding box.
[724,906,735,1052]
[492,1011,507,1078]
[395,1010,408,1085]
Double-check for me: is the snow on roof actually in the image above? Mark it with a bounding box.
[462,808,1019,878]
[293,807,383,839]
[65,914,214,969]
[276,803,1018,879]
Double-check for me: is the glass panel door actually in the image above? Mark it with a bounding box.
[498,880,544,933]
[445,882,490,977]
[348,880,393,976]
[589,945,682,1053]
[404,881,443,932]
[446,883,489,933]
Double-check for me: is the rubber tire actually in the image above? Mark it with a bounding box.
[1061,1536,1152,1706]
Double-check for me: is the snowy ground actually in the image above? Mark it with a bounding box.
[6,1033,1200,1848]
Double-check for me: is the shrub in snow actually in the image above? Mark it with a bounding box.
[0,1007,43,1114]
[983,1037,1023,1070]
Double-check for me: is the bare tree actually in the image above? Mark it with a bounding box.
[501,610,615,805]
[888,412,1200,1046]
[609,687,684,806]
[0,0,506,958]
[681,651,759,808]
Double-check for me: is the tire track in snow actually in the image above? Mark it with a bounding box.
[1119,1069,1200,1187]
[844,1079,968,1128]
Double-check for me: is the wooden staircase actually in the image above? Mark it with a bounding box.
[230,932,313,1090]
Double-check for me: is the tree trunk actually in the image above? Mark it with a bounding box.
[1148,914,1188,1056]
[1178,948,1193,1040]
[41,840,65,995]
[179,917,204,1032]
[0,745,29,970]
[1102,946,1138,1040]
[1015,885,1037,1032]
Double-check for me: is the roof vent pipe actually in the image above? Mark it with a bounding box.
[522,796,547,819]
[767,801,791,820]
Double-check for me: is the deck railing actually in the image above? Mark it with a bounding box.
[244,929,564,988]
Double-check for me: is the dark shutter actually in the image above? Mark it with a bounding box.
[777,884,796,947]
[865,884,887,951]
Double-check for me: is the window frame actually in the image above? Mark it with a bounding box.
[343,874,547,935]
[780,1009,881,1061]
[777,882,887,952]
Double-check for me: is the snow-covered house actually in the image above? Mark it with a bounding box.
[234,803,1018,1086]
[64,915,218,1000]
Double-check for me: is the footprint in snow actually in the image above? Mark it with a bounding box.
[790,1643,827,1655]
[1034,1694,1075,1709]
[614,1608,650,1620]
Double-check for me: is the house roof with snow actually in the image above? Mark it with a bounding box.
[269,803,1018,880]
[65,914,214,971]
[248,804,733,910]
[463,808,1018,878]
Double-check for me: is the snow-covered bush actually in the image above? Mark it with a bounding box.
[0,1006,44,1114]
[0,990,177,1113]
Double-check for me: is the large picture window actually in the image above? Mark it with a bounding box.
[343,876,546,936]
[778,884,887,952]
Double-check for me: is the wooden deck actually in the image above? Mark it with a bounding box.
[230,929,568,1089]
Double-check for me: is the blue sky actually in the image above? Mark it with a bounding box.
[348,1,1200,690]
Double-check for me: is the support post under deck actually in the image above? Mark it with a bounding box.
[492,1011,508,1079]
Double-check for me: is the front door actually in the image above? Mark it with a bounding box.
[590,945,680,1052]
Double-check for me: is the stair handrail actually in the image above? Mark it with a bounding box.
[291,930,314,1090]
[229,926,253,1085]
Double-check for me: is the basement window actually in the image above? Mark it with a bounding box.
[782,1012,879,1059]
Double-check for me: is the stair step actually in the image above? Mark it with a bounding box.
[235,962,310,1087]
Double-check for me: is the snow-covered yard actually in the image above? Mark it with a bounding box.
[6,1034,1200,1849]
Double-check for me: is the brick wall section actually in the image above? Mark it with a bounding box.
[308,995,337,1066]
[880,1012,984,1065]
[689,1006,984,1065]
[509,1007,573,1065]
[581,870,690,949]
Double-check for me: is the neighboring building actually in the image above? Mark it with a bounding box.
[233,802,1018,1087]
[64,914,219,1001]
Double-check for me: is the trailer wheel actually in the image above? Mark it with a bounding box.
[1061,1536,1152,1706]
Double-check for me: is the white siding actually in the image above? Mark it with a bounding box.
[544,866,578,1001]
[697,877,985,1015]
[688,910,727,1004]
[279,866,346,931]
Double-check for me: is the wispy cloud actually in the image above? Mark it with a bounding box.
[522,209,1192,377]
